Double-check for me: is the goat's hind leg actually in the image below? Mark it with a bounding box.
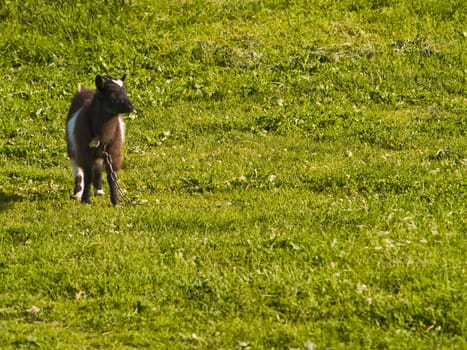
[70,159,84,199]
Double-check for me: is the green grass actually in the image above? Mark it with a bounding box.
[0,0,466,348]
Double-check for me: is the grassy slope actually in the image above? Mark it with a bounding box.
[0,0,466,348]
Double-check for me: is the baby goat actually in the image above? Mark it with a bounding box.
[66,74,134,205]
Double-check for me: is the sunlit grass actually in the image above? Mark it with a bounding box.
[0,0,466,348]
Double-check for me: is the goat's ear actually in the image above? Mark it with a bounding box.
[95,75,105,90]
[121,74,127,82]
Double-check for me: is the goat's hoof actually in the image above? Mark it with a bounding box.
[71,191,83,200]
[95,189,105,196]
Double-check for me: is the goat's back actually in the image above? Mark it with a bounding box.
[67,86,95,119]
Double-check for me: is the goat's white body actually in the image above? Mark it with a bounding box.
[66,106,83,157]
[118,116,125,144]
[66,106,84,199]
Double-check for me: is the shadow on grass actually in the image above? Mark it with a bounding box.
[0,190,24,211]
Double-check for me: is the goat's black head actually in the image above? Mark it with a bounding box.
[95,74,134,114]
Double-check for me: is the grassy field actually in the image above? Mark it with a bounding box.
[0,0,466,348]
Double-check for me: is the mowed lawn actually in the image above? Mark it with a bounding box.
[0,0,466,348]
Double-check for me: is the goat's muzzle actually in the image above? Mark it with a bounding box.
[125,102,135,113]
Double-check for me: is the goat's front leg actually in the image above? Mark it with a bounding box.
[107,171,118,206]
[93,160,105,196]
[81,167,93,204]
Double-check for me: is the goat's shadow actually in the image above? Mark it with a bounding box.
[0,190,24,212]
